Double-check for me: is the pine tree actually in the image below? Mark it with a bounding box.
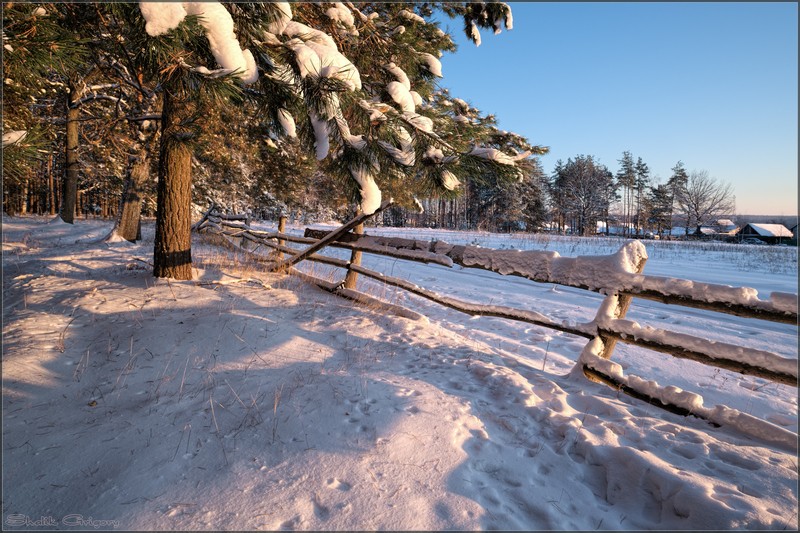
[2,3,87,216]
[551,155,614,236]
[10,3,540,278]
[667,160,689,236]
[616,151,636,237]
[634,157,650,236]
[648,183,673,237]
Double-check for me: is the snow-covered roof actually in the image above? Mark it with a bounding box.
[716,219,735,227]
[745,223,793,237]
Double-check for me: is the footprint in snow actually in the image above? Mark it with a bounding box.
[312,494,330,520]
[764,413,795,427]
[326,478,352,491]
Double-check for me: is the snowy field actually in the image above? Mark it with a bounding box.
[2,215,797,531]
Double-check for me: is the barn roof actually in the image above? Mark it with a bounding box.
[744,223,793,237]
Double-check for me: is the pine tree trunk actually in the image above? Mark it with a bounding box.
[153,88,194,280]
[343,220,364,289]
[115,155,148,242]
[47,153,56,215]
[60,84,80,224]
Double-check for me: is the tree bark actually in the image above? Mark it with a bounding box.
[60,83,80,224]
[115,155,148,242]
[153,87,195,280]
[343,220,364,289]
[20,178,29,215]
[47,154,56,215]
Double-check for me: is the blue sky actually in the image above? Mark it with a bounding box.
[435,2,798,216]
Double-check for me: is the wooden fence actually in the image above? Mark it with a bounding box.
[195,205,798,450]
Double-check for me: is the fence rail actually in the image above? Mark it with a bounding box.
[195,208,798,450]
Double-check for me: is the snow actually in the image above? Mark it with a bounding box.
[419,52,443,77]
[376,126,414,166]
[423,146,445,163]
[504,4,514,30]
[349,166,382,215]
[308,111,329,160]
[384,62,410,89]
[745,223,794,238]
[469,22,481,46]
[139,2,258,84]
[397,9,425,25]
[274,21,362,91]
[441,170,461,191]
[277,108,296,138]
[386,81,416,113]
[401,111,434,133]
[2,130,27,147]
[325,2,356,32]
[139,2,187,37]
[469,146,530,165]
[2,217,797,531]
[285,38,322,78]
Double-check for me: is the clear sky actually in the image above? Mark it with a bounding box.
[435,2,798,216]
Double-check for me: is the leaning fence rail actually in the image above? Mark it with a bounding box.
[195,208,798,450]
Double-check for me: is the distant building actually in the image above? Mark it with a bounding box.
[714,219,738,234]
[737,223,793,244]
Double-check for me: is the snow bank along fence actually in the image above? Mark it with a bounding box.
[195,204,798,447]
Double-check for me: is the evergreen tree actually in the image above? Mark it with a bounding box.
[551,155,614,236]
[615,151,636,236]
[667,160,689,235]
[2,3,86,216]
[6,2,541,276]
[648,183,673,237]
[130,2,538,278]
[634,156,650,235]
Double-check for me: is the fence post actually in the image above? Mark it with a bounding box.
[343,219,364,289]
[596,242,648,359]
[587,241,647,360]
[276,215,287,261]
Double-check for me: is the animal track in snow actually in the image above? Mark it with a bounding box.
[326,478,351,491]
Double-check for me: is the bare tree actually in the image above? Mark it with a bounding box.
[675,170,736,233]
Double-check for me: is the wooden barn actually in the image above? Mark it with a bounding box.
[738,223,793,244]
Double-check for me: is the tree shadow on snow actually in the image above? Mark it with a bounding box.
[2,229,796,532]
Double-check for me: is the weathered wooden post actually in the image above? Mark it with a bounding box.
[343,214,364,289]
[599,243,647,359]
[276,215,287,261]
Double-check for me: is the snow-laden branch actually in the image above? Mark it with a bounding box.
[139,1,258,84]
[2,130,27,147]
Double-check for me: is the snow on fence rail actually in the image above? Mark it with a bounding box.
[195,207,798,450]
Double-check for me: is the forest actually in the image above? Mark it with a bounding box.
[4,2,741,272]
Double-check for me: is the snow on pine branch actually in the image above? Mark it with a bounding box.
[468,146,531,165]
[2,130,27,147]
[138,2,258,84]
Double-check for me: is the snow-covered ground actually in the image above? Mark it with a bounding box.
[2,216,797,531]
